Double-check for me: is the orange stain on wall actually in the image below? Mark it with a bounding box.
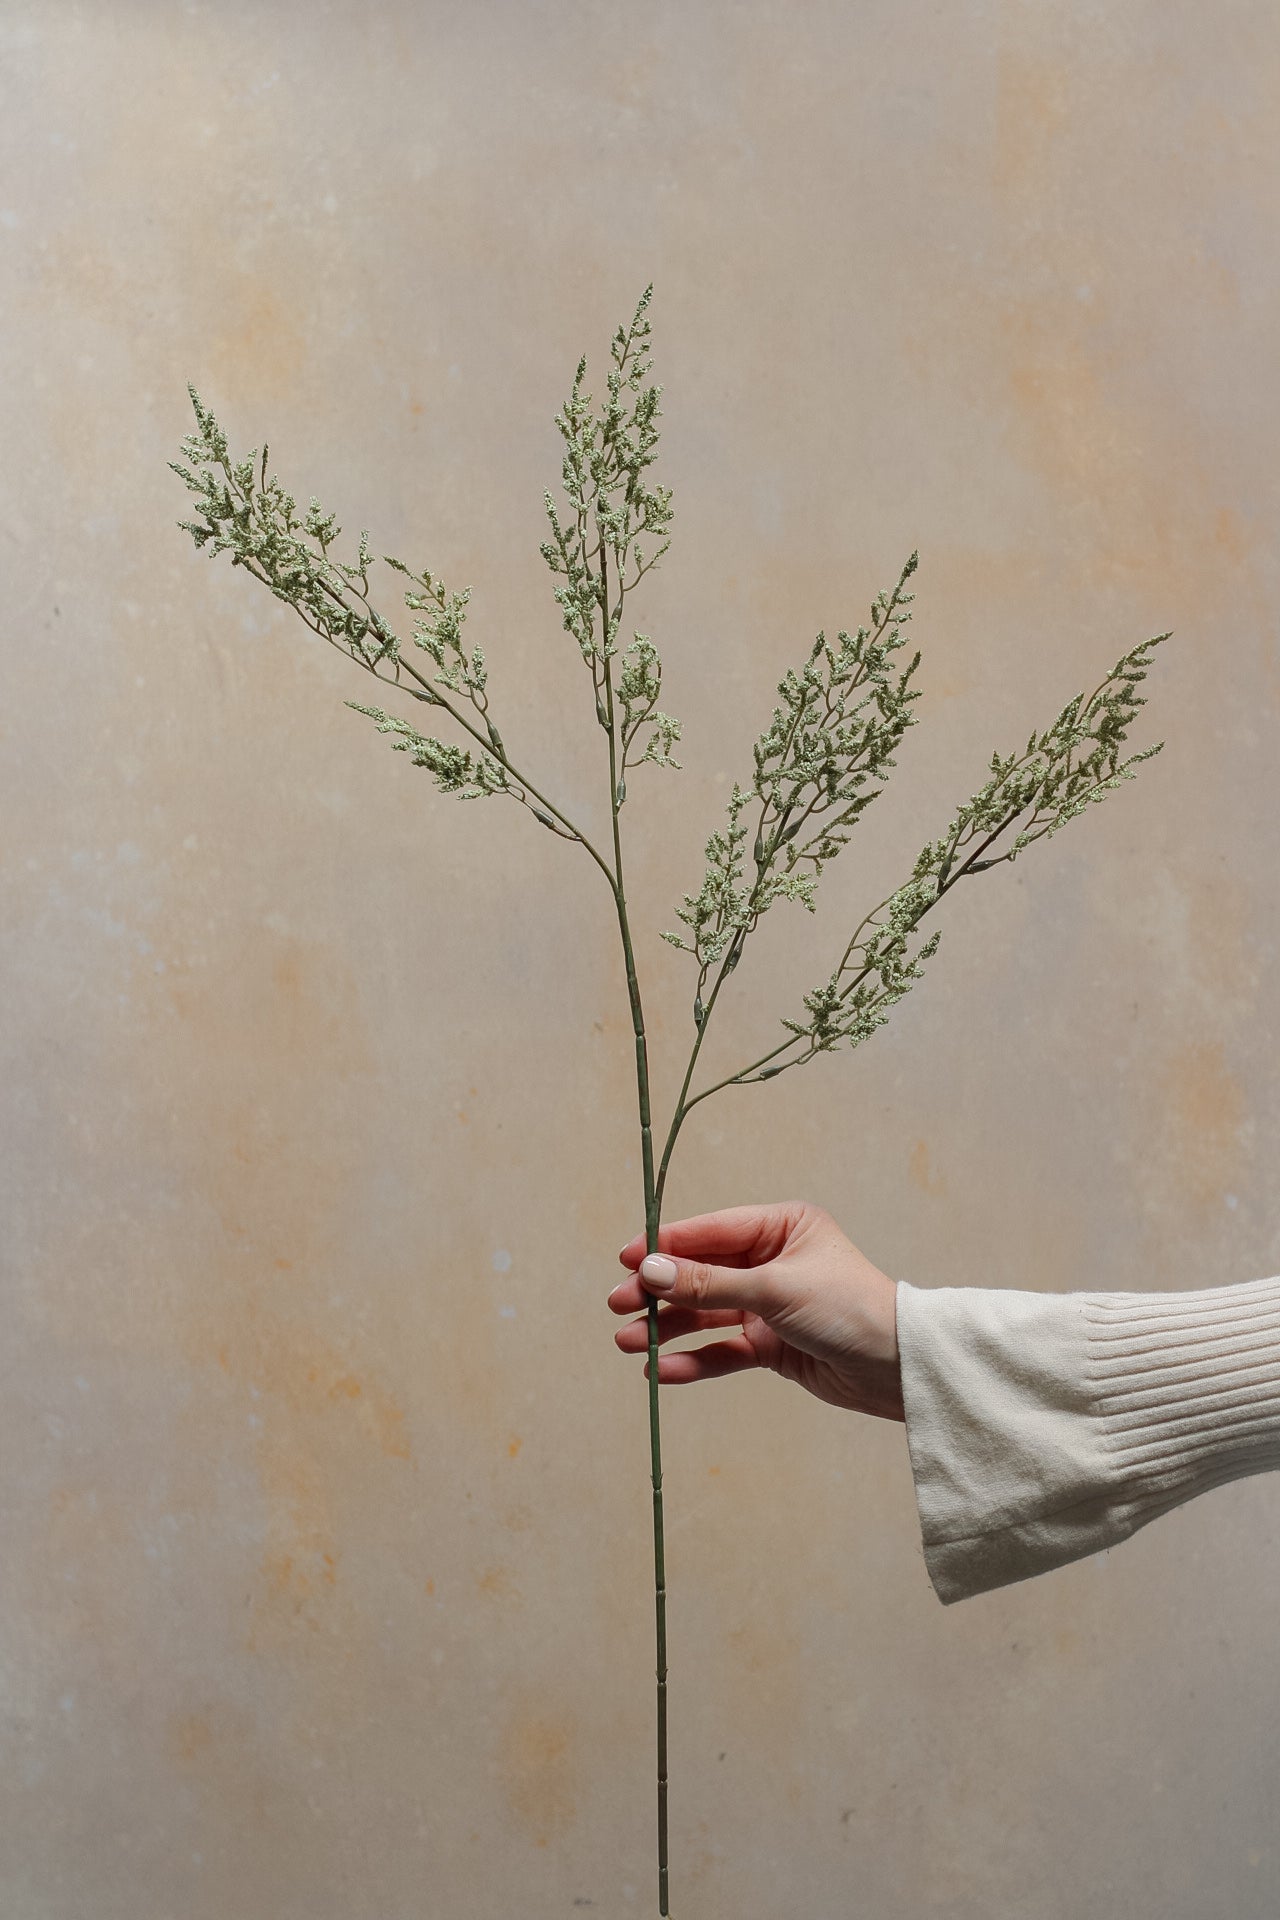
[992,48,1070,196]
[907,1138,948,1197]
[153,920,417,1650]
[1159,1039,1246,1215]
[224,1304,413,1464]
[210,281,307,414]
[204,1300,414,1651]
[499,1703,579,1849]
[476,1565,518,1600]
[169,1712,213,1764]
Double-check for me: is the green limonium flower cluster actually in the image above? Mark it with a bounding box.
[172,288,1166,1917]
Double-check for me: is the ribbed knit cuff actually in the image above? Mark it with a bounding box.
[897,1275,1280,1606]
[1085,1275,1280,1526]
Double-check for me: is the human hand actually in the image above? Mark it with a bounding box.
[609,1201,903,1422]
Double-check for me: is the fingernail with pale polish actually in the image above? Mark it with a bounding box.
[640,1254,678,1293]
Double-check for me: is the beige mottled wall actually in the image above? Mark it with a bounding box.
[2,2,1278,1915]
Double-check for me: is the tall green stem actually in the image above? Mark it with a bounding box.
[600,545,670,1916]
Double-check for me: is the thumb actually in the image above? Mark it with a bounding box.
[639,1250,779,1317]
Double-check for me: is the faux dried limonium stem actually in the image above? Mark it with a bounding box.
[172,289,1167,1917]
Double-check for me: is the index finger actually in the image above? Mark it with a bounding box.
[618,1203,800,1272]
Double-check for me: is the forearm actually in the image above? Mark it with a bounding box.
[896,1273,1280,1605]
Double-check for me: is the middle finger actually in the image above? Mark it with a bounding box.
[614,1305,744,1353]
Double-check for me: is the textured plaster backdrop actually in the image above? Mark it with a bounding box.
[2,3,1278,1916]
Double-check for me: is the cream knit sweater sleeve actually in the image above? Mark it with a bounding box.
[895,1274,1280,1605]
